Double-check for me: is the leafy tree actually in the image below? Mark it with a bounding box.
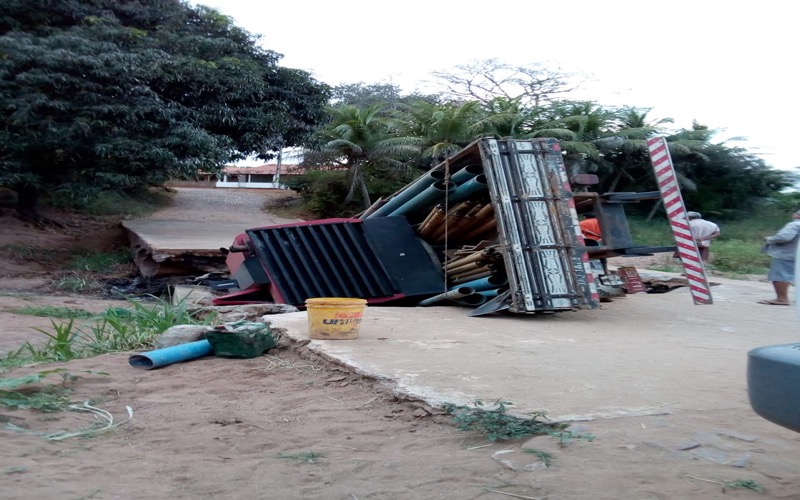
[669,127,793,215]
[0,0,329,221]
[331,82,405,108]
[431,58,574,108]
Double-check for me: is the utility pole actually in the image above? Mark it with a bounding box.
[275,148,282,189]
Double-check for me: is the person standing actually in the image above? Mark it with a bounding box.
[580,212,608,274]
[687,211,720,262]
[759,210,800,306]
[579,212,602,244]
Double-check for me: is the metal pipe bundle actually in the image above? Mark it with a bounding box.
[417,205,446,238]
[431,202,475,242]
[449,164,483,185]
[389,180,456,217]
[430,202,495,245]
[366,170,445,218]
[450,270,494,285]
[444,247,497,272]
[448,261,503,283]
[460,217,498,242]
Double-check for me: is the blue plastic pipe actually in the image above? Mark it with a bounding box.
[418,287,476,307]
[389,180,456,217]
[449,164,482,185]
[367,170,445,218]
[477,289,500,298]
[129,340,213,370]
[455,293,488,307]
[450,275,508,292]
[448,175,487,204]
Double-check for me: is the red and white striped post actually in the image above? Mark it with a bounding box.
[647,136,713,305]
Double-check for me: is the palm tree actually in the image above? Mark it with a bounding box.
[526,101,616,177]
[595,107,677,192]
[479,97,544,139]
[316,104,421,208]
[398,100,489,165]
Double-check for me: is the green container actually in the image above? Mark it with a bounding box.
[205,322,276,359]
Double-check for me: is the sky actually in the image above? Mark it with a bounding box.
[192,0,798,171]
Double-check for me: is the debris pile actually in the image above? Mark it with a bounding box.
[213,138,676,316]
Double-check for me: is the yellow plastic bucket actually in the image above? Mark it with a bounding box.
[305,298,367,340]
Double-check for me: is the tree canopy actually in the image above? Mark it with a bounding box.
[297,60,792,218]
[0,0,330,218]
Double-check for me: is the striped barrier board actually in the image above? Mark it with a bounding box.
[646,136,713,304]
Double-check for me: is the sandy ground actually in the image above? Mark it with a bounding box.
[1,190,798,500]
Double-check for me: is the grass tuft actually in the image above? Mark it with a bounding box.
[0,244,59,264]
[0,369,105,413]
[442,400,565,442]
[67,250,131,273]
[6,306,95,320]
[522,448,553,467]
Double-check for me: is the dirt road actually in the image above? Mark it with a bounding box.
[1,189,798,499]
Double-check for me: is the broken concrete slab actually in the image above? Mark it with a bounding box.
[122,219,245,277]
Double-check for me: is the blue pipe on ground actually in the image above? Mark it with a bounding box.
[418,287,476,306]
[477,289,500,298]
[450,276,508,292]
[129,339,213,370]
[389,180,456,217]
[448,175,487,204]
[366,170,445,218]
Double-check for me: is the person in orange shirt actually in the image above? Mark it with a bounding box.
[580,212,608,274]
[580,212,602,244]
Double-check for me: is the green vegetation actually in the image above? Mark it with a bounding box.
[0,244,59,264]
[0,371,132,442]
[685,476,764,493]
[67,250,131,274]
[443,400,590,443]
[48,188,174,217]
[289,67,793,218]
[51,273,101,294]
[0,246,132,291]
[722,480,764,493]
[0,369,103,413]
[627,205,798,276]
[1,296,212,368]
[6,306,95,320]
[0,369,73,413]
[522,448,553,467]
[0,0,329,221]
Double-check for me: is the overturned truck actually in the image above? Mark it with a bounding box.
[218,138,673,315]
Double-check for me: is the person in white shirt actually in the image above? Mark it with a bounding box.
[687,211,720,262]
[759,210,800,305]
